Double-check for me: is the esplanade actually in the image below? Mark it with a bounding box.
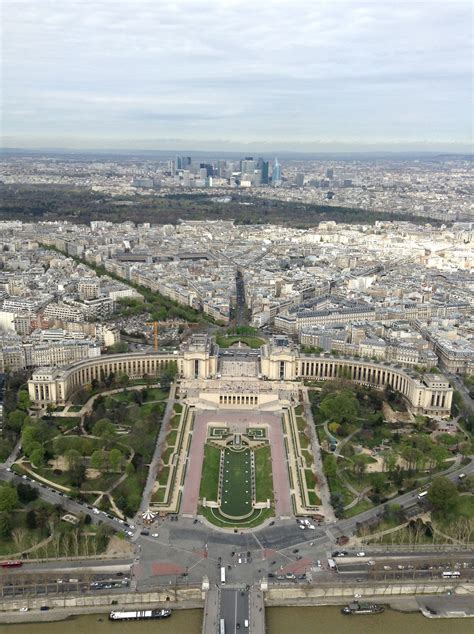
[28,334,453,417]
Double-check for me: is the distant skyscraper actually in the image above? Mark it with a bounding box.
[200,163,214,177]
[326,168,334,179]
[176,155,182,170]
[241,158,255,174]
[272,157,281,185]
[296,172,305,187]
[261,161,269,184]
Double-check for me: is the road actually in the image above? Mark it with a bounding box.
[449,373,474,414]
[235,269,247,326]
[220,588,249,633]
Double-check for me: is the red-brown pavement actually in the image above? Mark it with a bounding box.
[181,409,292,518]
[279,557,313,574]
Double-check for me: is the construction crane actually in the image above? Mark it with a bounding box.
[145,321,159,352]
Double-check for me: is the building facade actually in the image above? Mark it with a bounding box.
[28,335,453,417]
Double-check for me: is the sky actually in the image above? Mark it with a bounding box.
[2,0,473,152]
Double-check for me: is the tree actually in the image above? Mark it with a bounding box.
[7,409,27,432]
[26,509,37,529]
[0,484,19,512]
[117,373,129,388]
[383,451,397,474]
[108,448,123,472]
[69,463,86,487]
[427,476,459,513]
[160,362,178,390]
[17,390,31,411]
[0,512,12,539]
[319,390,360,424]
[17,483,38,504]
[351,454,367,476]
[65,449,81,471]
[90,449,106,470]
[92,418,116,440]
[30,446,46,468]
[21,424,42,456]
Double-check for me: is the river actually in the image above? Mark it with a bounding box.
[3,606,472,633]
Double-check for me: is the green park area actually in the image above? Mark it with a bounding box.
[310,379,473,534]
[199,441,274,527]
[221,449,253,517]
[0,480,113,558]
[11,385,170,519]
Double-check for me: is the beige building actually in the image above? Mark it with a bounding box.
[28,334,453,417]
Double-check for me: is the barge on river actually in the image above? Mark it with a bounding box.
[109,608,172,621]
[342,602,384,615]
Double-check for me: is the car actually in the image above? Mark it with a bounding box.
[285,573,296,580]
[356,552,366,557]
[92,508,100,515]
[458,473,466,480]
[354,593,362,599]
[267,573,275,578]
[292,549,299,553]
[22,475,28,480]
[316,560,321,567]
[19,607,29,612]
[367,560,375,566]
[126,530,133,536]
[151,533,159,537]
[383,565,391,570]
[299,525,306,530]
[40,606,50,611]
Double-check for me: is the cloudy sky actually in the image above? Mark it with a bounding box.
[2,0,472,151]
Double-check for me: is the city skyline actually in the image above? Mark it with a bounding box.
[2,0,473,151]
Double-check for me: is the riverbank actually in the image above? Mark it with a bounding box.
[1,583,473,625]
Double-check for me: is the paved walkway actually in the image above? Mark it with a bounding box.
[138,382,177,519]
[181,411,207,516]
[302,390,336,522]
[182,410,292,518]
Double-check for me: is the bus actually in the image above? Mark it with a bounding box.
[1,561,23,568]
[219,618,225,634]
[220,566,226,585]
[441,571,460,578]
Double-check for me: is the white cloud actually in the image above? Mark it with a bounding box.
[2,0,472,149]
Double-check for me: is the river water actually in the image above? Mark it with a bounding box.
[3,606,471,633]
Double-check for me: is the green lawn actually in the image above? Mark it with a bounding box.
[166,430,178,447]
[220,448,253,517]
[458,495,474,518]
[199,445,221,501]
[156,466,170,487]
[296,416,306,431]
[255,446,273,502]
[343,499,374,518]
[161,446,174,465]
[200,506,274,528]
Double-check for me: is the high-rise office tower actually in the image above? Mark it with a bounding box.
[261,161,269,184]
[296,172,305,187]
[200,163,214,177]
[272,157,282,185]
[326,168,334,179]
